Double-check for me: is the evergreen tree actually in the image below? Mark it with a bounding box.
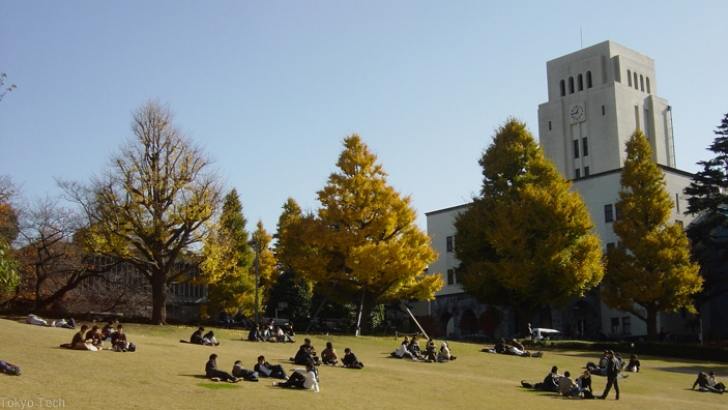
[603,130,702,339]
[455,119,603,326]
[685,113,728,215]
[200,189,256,315]
[292,135,442,335]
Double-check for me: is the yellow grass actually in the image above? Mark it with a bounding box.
[1,318,726,410]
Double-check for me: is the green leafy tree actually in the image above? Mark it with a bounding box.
[200,189,256,316]
[685,113,728,215]
[291,135,442,335]
[603,130,702,339]
[63,101,221,324]
[0,239,19,295]
[266,198,311,324]
[455,119,604,328]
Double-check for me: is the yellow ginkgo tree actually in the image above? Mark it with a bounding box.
[292,135,442,335]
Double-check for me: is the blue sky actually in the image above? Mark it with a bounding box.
[1,1,727,231]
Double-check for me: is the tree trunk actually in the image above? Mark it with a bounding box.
[355,290,366,337]
[646,305,658,341]
[151,271,167,325]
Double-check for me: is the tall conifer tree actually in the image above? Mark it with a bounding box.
[455,119,604,327]
[603,130,702,339]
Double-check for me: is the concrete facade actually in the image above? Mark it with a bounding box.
[422,41,697,340]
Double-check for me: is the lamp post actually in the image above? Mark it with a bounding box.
[253,239,260,327]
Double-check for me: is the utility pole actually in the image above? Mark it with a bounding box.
[254,238,260,327]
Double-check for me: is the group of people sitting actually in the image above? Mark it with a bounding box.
[203,353,319,391]
[693,371,726,394]
[60,321,135,352]
[26,313,75,329]
[320,342,365,369]
[522,366,595,399]
[586,350,639,376]
[185,327,220,346]
[247,320,295,343]
[483,338,543,358]
[390,335,456,362]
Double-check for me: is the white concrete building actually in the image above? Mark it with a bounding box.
[422,41,696,339]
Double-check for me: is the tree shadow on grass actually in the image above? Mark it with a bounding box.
[653,366,728,375]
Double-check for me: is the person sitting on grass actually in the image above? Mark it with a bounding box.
[202,330,220,346]
[231,360,259,382]
[205,354,238,383]
[692,371,726,394]
[559,371,580,397]
[102,321,116,341]
[111,325,135,352]
[392,337,415,359]
[408,336,423,359]
[321,342,338,366]
[626,354,640,373]
[85,325,104,350]
[423,338,438,362]
[254,355,288,379]
[437,341,456,362]
[0,360,21,376]
[342,348,364,369]
[292,338,321,366]
[190,327,205,344]
[60,324,98,351]
[521,366,562,392]
[274,363,320,392]
[577,370,594,399]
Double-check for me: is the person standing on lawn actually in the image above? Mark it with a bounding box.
[599,350,620,400]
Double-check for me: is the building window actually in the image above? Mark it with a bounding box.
[611,317,620,334]
[582,137,589,156]
[622,316,631,335]
[447,269,455,285]
[575,168,581,179]
[573,140,580,158]
[604,204,614,223]
[586,71,593,88]
[633,72,638,89]
[560,80,566,97]
[446,236,454,252]
[584,166,590,177]
[606,242,615,252]
[627,70,632,86]
[548,120,552,131]
[577,74,584,91]
[646,77,651,93]
[675,193,680,213]
[568,77,575,94]
[601,105,606,116]
[640,74,645,91]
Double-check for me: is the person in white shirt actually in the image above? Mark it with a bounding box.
[274,363,319,392]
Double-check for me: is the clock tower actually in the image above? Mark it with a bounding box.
[537,41,676,179]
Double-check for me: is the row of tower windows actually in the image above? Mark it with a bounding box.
[559,71,593,96]
[627,69,651,93]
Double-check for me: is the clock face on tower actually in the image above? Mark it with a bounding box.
[569,103,586,123]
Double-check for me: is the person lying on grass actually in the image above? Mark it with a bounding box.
[321,342,338,366]
[231,360,258,381]
[60,324,99,351]
[0,360,21,376]
[205,354,238,383]
[484,338,542,357]
[692,371,726,394]
[437,342,456,362]
[274,363,320,392]
[342,348,364,369]
[254,355,288,379]
[521,366,562,392]
[391,337,415,359]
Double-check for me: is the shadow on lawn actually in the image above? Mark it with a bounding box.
[654,366,728,375]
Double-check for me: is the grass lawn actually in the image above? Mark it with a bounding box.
[1,318,727,410]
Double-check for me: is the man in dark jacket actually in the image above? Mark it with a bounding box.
[599,351,620,400]
[205,354,238,382]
